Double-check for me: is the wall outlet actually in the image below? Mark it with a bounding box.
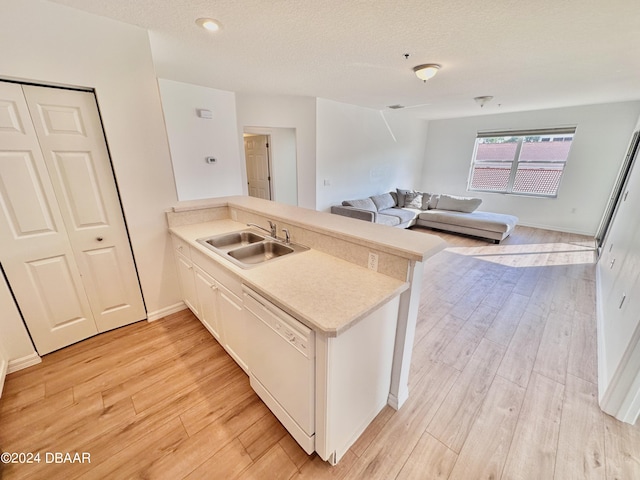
[368,252,379,272]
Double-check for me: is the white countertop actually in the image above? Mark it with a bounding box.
[170,220,410,336]
[171,196,446,262]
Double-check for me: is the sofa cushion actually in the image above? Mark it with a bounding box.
[371,193,396,211]
[379,207,418,224]
[421,193,439,210]
[435,194,482,213]
[396,188,412,207]
[418,210,518,233]
[342,197,377,212]
[404,191,423,209]
[376,213,401,227]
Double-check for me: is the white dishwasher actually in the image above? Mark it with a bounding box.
[243,286,315,453]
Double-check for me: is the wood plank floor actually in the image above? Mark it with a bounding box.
[1,225,639,479]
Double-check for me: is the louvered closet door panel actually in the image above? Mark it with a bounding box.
[23,85,146,332]
[0,81,97,354]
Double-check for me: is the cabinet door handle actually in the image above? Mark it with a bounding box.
[610,259,616,269]
[624,190,629,201]
[619,294,626,309]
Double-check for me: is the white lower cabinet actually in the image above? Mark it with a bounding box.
[193,265,220,340]
[172,237,249,372]
[218,284,248,373]
[175,253,199,317]
[173,235,199,317]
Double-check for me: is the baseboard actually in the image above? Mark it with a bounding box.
[387,388,408,410]
[516,221,595,237]
[147,302,187,322]
[8,352,42,374]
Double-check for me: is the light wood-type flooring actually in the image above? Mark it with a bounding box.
[1,225,639,479]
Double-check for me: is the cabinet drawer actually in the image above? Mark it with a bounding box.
[191,247,243,298]
[172,235,191,259]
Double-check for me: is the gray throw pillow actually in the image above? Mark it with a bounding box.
[425,193,440,209]
[421,193,432,210]
[396,188,412,207]
[405,191,423,209]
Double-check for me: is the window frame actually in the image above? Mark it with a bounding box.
[467,127,576,198]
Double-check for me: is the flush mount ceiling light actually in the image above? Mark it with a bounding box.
[413,64,441,82]
[474,96,494,108]
[196,18,222,32]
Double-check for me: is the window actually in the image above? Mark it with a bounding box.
[468,127,576,197]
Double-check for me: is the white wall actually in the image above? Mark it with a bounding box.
[236,94,317,209]
[421,102,640,235]
[315,99,428,212]
[0,0,181,337]
[158,79,244,201]
[269,128,298,206]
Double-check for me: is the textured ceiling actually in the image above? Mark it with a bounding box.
[49,0,640,119]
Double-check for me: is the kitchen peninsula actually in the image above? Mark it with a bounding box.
[167,196,445,464]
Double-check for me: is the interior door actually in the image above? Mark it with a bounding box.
[0,81,98,354]
[245,135,272,200]
[22,84,146,333]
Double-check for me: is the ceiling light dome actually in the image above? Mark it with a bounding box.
[196,18,222,32]
[413,64,441,82]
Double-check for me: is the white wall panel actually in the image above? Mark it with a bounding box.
[158,79,244,201]
[315,99,428,212]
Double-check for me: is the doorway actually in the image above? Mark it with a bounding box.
[243,127,298,205]
[0,81,146,355]
[244,134,272,200]
[595,130,640,252]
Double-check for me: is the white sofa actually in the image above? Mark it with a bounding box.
[330,190,518,243]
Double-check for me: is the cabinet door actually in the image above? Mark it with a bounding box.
[194,265,221,340]
[23,85,146,333]
[218,285,248,373]
[175,252,199,317]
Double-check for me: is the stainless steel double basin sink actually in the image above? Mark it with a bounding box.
[197,230,309,268]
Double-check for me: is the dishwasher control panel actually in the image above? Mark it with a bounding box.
[274,320,309,354]
[243,287,314,358]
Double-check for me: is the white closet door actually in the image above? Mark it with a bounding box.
[22,85,146,333]
[0,82,98,354]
